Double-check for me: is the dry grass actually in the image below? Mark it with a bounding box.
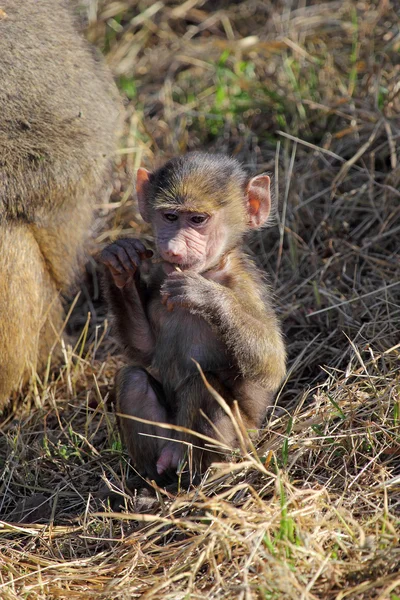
[1,1,400,598]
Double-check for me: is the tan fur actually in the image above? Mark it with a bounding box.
[0,0,120,408]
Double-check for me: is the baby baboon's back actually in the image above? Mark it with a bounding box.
[0,0,120,407]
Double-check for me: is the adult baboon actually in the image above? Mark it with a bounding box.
[0,0,120,407]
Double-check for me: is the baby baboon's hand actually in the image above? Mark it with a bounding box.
[160,271,216,312]
[100,239,153,289]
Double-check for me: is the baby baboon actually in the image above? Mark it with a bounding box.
[0,0,120,408]
[101,153,286,484]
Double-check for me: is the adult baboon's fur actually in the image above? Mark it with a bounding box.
[0,0,120,408]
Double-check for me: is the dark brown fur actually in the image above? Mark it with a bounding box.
[101,154,286,485]
[0,0,120,408]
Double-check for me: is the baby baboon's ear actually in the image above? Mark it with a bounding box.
[246,175,271,228]
[136,168,152,222]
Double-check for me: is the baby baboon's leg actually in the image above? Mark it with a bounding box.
[116,367,179,481]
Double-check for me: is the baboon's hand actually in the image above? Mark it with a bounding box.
[100,239,153,289]
[160,271,219,312]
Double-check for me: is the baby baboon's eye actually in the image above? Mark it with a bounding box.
[164,212,178,222]
[190,214,209,225]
